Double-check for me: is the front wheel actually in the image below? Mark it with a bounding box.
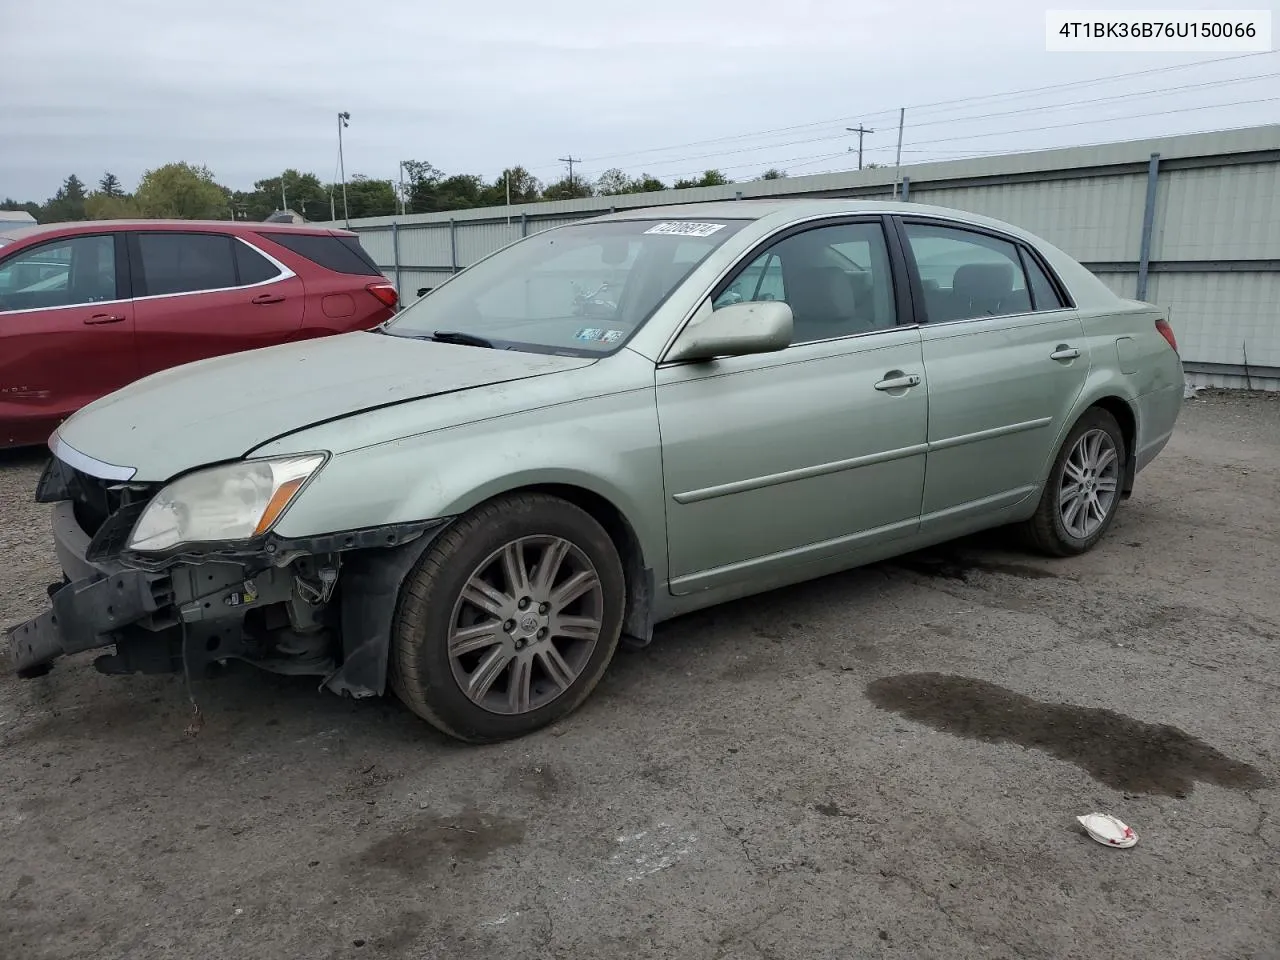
[1020,408,1128,557]
[389,493,625,743]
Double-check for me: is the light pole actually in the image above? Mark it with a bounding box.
[337,111,351,225]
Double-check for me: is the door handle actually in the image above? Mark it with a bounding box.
[251,293,286,305]
[83,313,125,325]
[874,373,922,391]
[1050,345,1081,361]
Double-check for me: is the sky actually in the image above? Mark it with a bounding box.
[2,0,1278,202]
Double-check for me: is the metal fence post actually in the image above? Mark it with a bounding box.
[391,222,402,294]
[901,177,910,202]
[449,218,458,274]
[520,212,528,238]
[1136,152,1161,301]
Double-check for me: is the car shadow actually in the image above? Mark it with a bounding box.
[0,444,49,469]
[7,526,1050,754]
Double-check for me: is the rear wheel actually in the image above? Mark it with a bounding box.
[389,493,625,743]
[1020,408,1127,557]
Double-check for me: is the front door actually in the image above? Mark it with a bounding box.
[0,232,136,446]
[655,217,928,597]
[897,219,1090,527]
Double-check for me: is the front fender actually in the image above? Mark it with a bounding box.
[270,387,669,586]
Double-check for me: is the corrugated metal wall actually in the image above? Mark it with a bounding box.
[335,125,1280,388]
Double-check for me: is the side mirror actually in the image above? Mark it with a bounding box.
[666,299,792,363]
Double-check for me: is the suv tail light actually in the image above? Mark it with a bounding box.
[1155,317,1178,353]
[366,281,398,309]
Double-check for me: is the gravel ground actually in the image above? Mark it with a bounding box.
[1,391,1278,960]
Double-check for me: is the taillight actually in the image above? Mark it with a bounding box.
[366,281,398,309]
[1155,317,1178,353]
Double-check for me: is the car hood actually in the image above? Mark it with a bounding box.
[55,331,596,481]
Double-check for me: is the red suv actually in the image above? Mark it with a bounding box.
[0,219,398,448]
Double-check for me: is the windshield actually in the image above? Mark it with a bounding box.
[384,217,748,355]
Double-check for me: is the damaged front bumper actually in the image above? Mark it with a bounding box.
[7,459,450,697]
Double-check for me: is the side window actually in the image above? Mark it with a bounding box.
[259,232,383,276]
[903,223,1033,322]
[0,235,117,311]
[137,233,237,296]
[234,240,283,285]
[713,221,896,344]
[1022,251,1067,310]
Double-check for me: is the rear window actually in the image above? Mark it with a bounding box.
[258,232,382,276]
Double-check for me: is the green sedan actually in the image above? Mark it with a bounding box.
[8,200,1183,742]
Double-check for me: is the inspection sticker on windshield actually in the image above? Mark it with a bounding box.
[575,328,624,343]
[644,221,727,238]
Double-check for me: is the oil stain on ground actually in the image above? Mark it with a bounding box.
[865,672,1268,796]
[891,552,1059,582]
[353,809,525,877]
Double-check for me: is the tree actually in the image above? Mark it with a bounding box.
[239,169,329,221]
[135,162,231,219]
[542,175,593,201]
[596,168,669,195]
[758,168,787,180]
[401,159,445,214]
[84,192,141,219]
[595,168,632,196]
[434,174,485,210]
[485,166,541,205]
[41,174,89,222]
[98,173,125,198]
[673,169,731,189]
[339,175,397,219]
[631,174,667,193]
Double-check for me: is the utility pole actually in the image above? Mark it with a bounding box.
[280,175,287,214]
[846,125,874,170]
[893,108,906,198]
[337,111,351,225]
[558,155,581,194]
[398,161,407,217]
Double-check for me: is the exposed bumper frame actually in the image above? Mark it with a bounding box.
[6,498,452,691]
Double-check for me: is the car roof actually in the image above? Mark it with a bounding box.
[591,198,1052,248]
[0,219,354,244]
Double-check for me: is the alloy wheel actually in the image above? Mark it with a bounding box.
[447,535,604,715]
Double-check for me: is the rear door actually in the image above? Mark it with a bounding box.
[895,217,1088,532]
[254,230,396,333]
[0,232,136,446]
[129,230,305,377]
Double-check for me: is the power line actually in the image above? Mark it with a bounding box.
[900,70,1280,131]
[901,95,1280,149]
[561,74,1278,183]
[572,50,1276,165]
[588,111,1275,189]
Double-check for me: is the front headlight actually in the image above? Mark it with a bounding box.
[127,454,326,552]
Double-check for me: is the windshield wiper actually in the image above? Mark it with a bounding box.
[428,330,494,349]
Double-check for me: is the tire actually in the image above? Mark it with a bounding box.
[389,493,626,743]
[1020,407,1128,557]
